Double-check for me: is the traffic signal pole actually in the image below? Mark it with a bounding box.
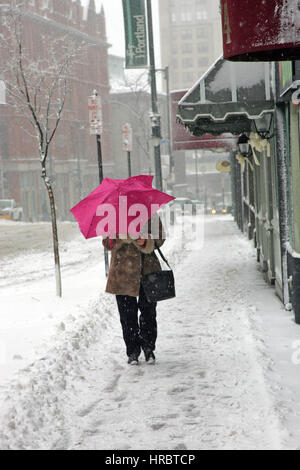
[146,0,163,191]
[155,66,174,181]
[127,151,132,177]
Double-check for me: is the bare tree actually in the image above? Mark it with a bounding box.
[109,71,168,176]
[110,71,154,174]
[0,2,85,297]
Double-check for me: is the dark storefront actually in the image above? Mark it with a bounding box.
[274,61,300,322]
[217,0,300,323]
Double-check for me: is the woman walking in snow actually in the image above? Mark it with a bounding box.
[102,218,165,365]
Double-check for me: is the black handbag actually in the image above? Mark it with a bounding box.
[141,243,176,303]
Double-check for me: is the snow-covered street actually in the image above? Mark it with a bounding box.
[0,215,300,450]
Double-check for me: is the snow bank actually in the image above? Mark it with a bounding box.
[0,225,181,449]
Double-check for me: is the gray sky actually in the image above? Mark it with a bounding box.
[81,0,161,63]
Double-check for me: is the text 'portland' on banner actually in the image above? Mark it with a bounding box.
[122,0,148,69]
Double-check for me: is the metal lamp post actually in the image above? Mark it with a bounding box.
[155,66,174,185]
[195,152,200,200]
[122,123,133,177]
[146,0,163,191]
[0,155,4,199]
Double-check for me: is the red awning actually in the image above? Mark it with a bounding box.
[221,0,300,61]
[171,90,236,151]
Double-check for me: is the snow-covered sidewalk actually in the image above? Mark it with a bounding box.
[0,216,300,450]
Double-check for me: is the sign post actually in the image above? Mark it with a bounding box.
[122,123,133,177]
[0,155,4,199]
[88,91,103,180]
[88,90,109,278]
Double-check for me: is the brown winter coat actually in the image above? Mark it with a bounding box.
[102,220,166,297]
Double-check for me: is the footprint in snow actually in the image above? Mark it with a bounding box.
[168,386,189,395]
[151,423,166,431]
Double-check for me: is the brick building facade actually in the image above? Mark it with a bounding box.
[0,0,113,221]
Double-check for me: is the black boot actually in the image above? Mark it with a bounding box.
[128,353,139,365]
[144,349,156,364]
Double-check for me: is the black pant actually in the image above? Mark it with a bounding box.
[116,285,157,357]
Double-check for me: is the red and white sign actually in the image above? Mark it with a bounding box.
[121,123,133,152]
[88,95,103,135]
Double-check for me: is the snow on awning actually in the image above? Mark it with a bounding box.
[221,0,300,61]
[171,90,237,151]
[176,56,274,137]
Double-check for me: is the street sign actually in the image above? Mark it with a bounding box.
[88,95,102,135]
[122,123,133,152]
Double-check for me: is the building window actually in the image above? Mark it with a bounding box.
[182,42,193,53]
[198,57,209,67]
[171,44,178,54]
[182,58,193,68]
[171,73,178,86]
[171,12,176,22]
[172,58,178,69]
[171,30,178,41]
[0,80,6,104]
[198,42,209,53]
[181,12,192,22]
[181,29,193,40]
[197,26,209,38]
[182,71,194,83]
[196,10,208,21]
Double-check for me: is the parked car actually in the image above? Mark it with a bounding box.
[208,202,229,215]
[0,199,23,221]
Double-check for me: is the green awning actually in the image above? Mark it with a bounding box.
[177,56,275,136]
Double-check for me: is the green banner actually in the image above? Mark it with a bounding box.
[122,0,148,69]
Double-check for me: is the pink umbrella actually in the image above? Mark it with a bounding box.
[70,175,175,239]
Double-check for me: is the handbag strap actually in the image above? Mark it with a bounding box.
[140,241,172,271]
[154,242,172,270]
